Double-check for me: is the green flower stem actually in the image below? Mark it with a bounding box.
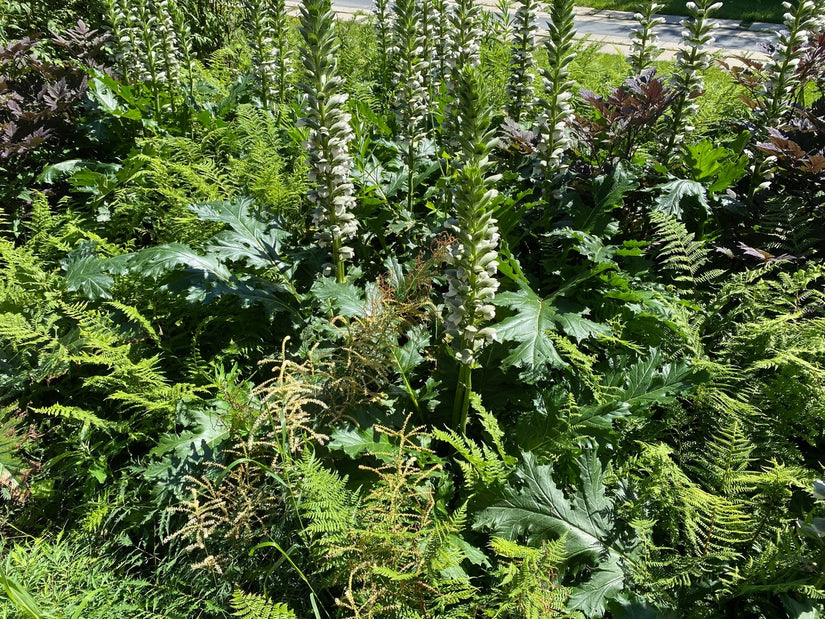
[452,362,473,433]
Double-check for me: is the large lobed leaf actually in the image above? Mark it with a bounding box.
[494,285,609,379]
[192,198,288,270]
[475,451,629,615]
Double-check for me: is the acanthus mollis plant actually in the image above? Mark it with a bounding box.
[390,0,430,212]
[447,0,483,75]
[298,0,357,283]
[535,0,577,188]
[372,0,392,96]
[430,0,452,92]
[102,0,192,117]
[245,0,292,110]
[506,0,540,124]
[661,0,722,158]
[755,0,817,130]
[168,0,195,102]
[443,67,501,434]
[154,0,183,115]
[442,0,484,143]
[417,0,439,98]
[126,0,164,113]
[628,0,665,74]
[102,0,138,82]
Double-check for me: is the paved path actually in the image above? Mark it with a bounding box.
[287,0,779,60]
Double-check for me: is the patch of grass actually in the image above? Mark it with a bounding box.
[575,0,784,24]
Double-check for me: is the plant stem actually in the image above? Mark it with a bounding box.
[452,362,472,433]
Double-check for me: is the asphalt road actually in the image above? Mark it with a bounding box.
[287,0,779,59]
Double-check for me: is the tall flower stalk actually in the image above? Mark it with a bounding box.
[130,0,163,113]
[155,0,182,115]
[535,0,577,183]
[391,0,430,213]
[246,0,292,110]
[628,0,665,74]
[418,0,439,98]
[373,0,392,97]
[758,0,817,128]
[507,0,540,123]
[298,0,357,283]
[444,67,501,434]
[430,0,452,91]
[102,0,190,117]
[442,0,483,145]
[662,0,722,157]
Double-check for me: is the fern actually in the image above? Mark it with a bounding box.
[695,419,755,496]
[432,393,515,492]
[298,423,477,617]
[231,589,296,618]
[488,535,575,618]
[650,211,724,291]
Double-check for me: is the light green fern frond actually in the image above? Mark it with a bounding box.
[695,419,755,496]
[433,394,515,490]
[650,211,722,290]
[489,534,573,618]
[231,589,296,618]
[296,450,358,558]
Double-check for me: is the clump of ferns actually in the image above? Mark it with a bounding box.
[628,0,665,74]
[298,0,358,284]
[506,0,540,124]
[534,0,577,192]
[661,0,722,160]
[244,0,292,111]
[299,420,475,617]
[390,0,431,213]
[443,67,501,433]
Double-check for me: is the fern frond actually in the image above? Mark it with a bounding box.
[489,533,572,618]
[30,403,114,430]
[650,210,721,291]
[695,419,755,496]
[105,301,160,343]
[231,588,296,618]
